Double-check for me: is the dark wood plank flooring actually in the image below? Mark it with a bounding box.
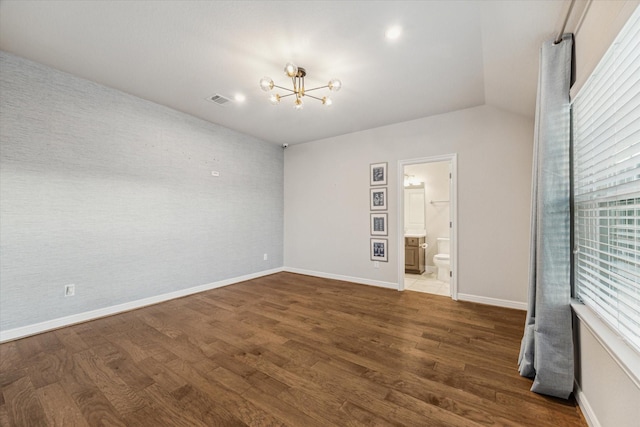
[0,272,586,426]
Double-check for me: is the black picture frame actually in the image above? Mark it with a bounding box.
[370,213,388,236]
[370,187,387,211]
[370,238,388,262]
[370,162,387,186]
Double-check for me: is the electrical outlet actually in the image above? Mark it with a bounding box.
[64,284,75,297]
[374,261,380,268]
[263,253,268,261]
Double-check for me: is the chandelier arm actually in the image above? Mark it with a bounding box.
[304,85,330,92]
[277,93,296,99]
[304,94,324,101]
[273,84,295,93]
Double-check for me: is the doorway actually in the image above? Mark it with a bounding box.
[397,154,457,299]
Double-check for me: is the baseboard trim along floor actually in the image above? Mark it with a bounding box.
[0,267,285,343]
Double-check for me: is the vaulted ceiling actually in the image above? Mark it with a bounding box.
[0,1,573,145]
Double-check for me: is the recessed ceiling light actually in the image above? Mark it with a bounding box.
[234,94,246,102]
[385,25,402,40]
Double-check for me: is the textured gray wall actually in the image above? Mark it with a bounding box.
[0,51,283,331]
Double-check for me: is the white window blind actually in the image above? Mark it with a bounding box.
[572,7,640,352]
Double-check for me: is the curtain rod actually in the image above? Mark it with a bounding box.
[555,0,576,44]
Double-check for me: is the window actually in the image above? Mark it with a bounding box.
[572,8,640,352]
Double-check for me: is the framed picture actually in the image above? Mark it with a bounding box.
[370,162,387,186]
[370,238,388,262]
[370,213,388,236]
[370,187,387,210]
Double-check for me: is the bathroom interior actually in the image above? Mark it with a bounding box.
[404,161,451,296]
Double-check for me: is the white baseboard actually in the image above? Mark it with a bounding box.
[574,381,599,427]
[2,269,528,342]
[0,267,284,343]
[457,293,527,310]
[282,269,529,311]
[283,267,398,290]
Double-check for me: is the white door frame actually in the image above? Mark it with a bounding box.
[397,154,458,300]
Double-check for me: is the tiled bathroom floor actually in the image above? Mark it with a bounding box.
[404,272,451,296]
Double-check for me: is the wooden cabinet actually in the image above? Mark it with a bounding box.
[405,236,425,274]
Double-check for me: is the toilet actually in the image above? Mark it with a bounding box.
[433,237,450,283]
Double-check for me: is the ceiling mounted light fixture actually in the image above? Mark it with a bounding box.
[259,63,341,110]
[385,25,402,40]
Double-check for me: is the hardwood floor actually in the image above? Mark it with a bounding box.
[0,272,586,426]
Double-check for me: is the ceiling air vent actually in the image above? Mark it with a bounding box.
[207,94,231,106]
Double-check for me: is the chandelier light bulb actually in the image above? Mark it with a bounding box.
[294,97,304,110]
[269,93,281,105]
[284,62,298,77]
[328,79,342,92]
[322,96,333,106]
[260,77,274,91]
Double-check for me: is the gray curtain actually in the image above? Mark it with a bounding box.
[518,34,574,399]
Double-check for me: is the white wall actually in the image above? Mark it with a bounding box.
[574,310,640,427]
[0,51,284,337]
[284,105,533,306]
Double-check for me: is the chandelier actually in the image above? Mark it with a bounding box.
[259,63,342,110]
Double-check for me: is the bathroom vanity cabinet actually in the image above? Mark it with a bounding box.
[405,236,425,274]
